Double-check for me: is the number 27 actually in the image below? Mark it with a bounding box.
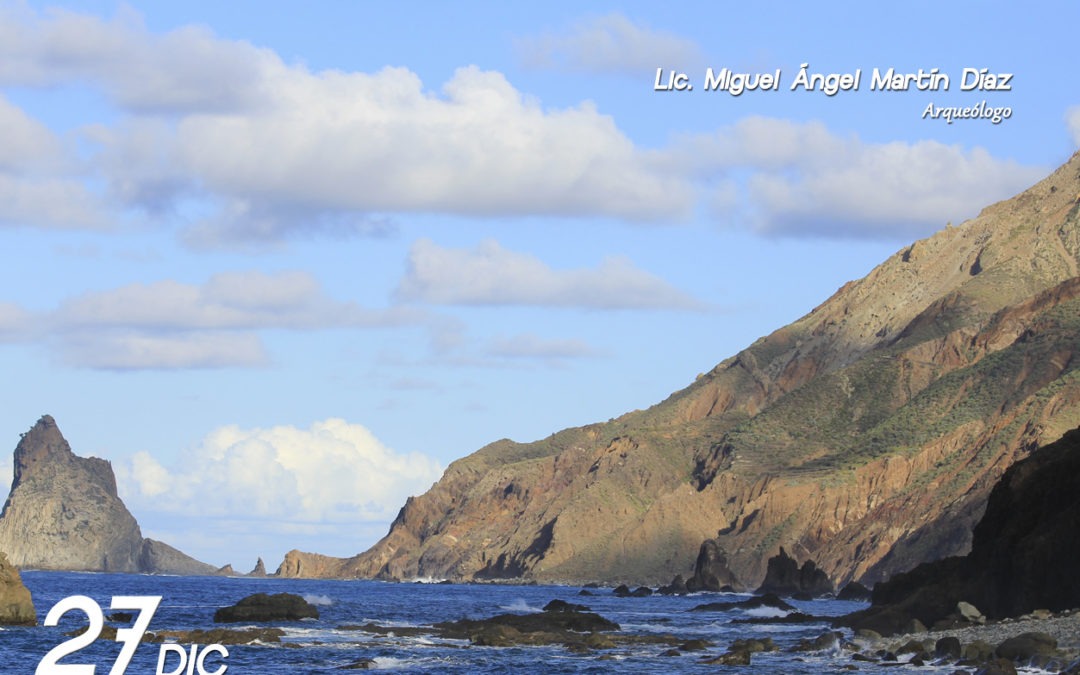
[36,595,161,675]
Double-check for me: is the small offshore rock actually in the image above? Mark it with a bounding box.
[703,648,751,666]
[544,599,590,613]
[679,639,711,652]
[213,592,319,623]
[583,633,616,650]
[658,574,688,595]
[837,582,872,602]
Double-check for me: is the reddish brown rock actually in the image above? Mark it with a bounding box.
[276,153,1080,588]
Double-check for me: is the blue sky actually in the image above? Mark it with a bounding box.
[0,1,1077,570]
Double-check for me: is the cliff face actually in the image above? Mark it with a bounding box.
[0,416,217,575]
[844,424,1080,633]
[283,151,1080,587]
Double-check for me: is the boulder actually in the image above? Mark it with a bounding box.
[837,581,872,601]
[0,552,34,625]
[754,547,834,597]
[658,574,688,595]
[958,600,986,624]
[213,592,319,623]
[995,632,1058,664]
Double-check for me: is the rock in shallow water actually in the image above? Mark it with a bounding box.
[213,592,319,623]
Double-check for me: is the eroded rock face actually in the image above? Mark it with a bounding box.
[755,548,833,598]
[280,152,1080,587]
[0,552,34,625]
[686,539,740,591]
[0,416,215,575]
[842,426,1080,634]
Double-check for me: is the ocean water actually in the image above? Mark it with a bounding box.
[0,572,974,673]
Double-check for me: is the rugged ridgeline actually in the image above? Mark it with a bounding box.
[0,415,217,574]
[279,152,1080,586]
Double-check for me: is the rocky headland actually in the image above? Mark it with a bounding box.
[0,415,216,574]
[277,152,1080,590]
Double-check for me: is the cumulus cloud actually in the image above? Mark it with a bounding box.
[518,13,703,75]
[49,270,422,369]
[0,5,270,113]
[677,117,1046,238]
[0,7,691,241]
[0,6,1053,242]
[122,418,442,523]
[0,95,108,229]
[1068,106,1080,147]
[397,238,702,310]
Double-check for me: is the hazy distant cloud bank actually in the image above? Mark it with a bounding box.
[397,238,702,310]
[0,6,1056,244]
[31,270,420,369]
[517,13,703,75]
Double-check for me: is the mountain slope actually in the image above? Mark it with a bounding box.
[281,151,1080,586]
[0,415,218,574]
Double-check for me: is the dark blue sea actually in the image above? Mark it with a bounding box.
[1,571,965,673]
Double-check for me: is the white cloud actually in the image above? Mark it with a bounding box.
[159,64,687,227]
[397,238,702,310]
[518,13,703,75]
[1068,106,1080,147]
[0,7,691,242]
[56,270,416,331]
[677,117,1046,238]
[0,95,108,230]
[0,6,270,113]
[57,331,268,370]
[48,270,423,369]
[0,7,1055,243]
[122,418,442,523]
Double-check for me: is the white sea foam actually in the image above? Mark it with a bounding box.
[498,599,542,613]
[744,606,792,618]
[303,593,334,606]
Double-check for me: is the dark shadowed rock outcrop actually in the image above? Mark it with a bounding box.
[686,539,740,591]
[841,426,1080,635]
[213,593,319,623]
[0,551,34,625]
[0,416,216,575]
[755,547,834,597]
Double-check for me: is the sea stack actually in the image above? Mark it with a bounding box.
[0,415,216,574]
